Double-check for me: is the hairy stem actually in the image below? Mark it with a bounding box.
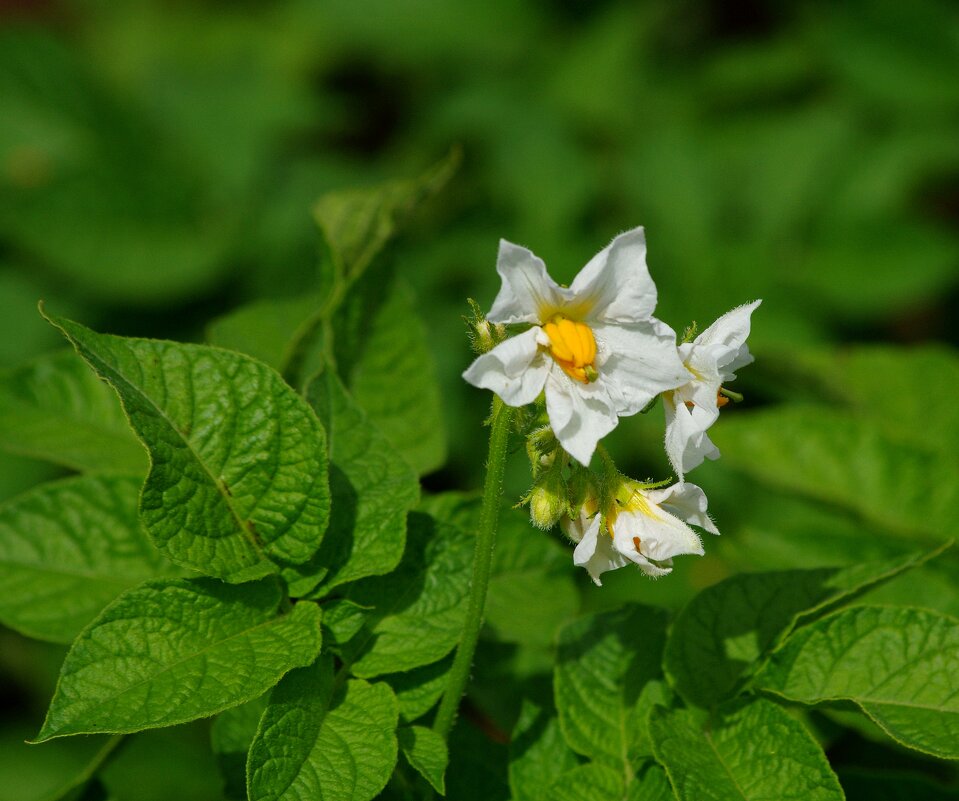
[432,395,513,739]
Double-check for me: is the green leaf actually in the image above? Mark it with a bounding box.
[0,474,174,643]
[246,656,399,801]
[301,370,418,593]
[626,764,675,801]
[343,279,447,475]
[664,546,947,707]
[649,699,844,801]
[211,697,268,801]
[0,349,145,474]
[754,605,959,759]
[398,725,448,794]
[314,150,459,289]
[339,512,472,677]
[548,764,625,801]
[383,655,453,723]
[713,407,959,541]
[508,700,579,801]
[46,313,331,581]
[554,604,668,771]
[321,598,371,650]
[35,577,322,741]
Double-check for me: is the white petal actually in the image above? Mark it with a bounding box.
[568,227,658,324]
[694,300,761,375]
[593,322,688,416]
[647,482,720,535]
[614,504,704,563]
[462,328,548,406]
[571,513,630,586]
[487,240,567,324]
[663,396,721,480]
[544,371,618,466]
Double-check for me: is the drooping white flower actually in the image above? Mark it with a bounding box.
[663,301,761,481]
[463,228,688,465]
[562,482,718,586]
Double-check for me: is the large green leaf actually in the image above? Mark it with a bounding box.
[35,578,322,741]
[47,313,330,581]
[0,474,173,643]
[246,656,399,801]
[508,700,579,801]
[649,699,844,801]
[301,370,418,594]
[383,655,454,724]
[341,279,447,475]
[339,512,472,677]
[0,349,145,474]
[664,546,947,707]
[554,605,668,772]
[754,605,959,759]
[713,407,959,540]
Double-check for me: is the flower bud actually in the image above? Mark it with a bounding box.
[528,468,566,530]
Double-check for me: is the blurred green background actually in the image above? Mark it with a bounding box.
[2,0,958,798]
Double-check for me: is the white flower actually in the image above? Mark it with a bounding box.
[663,301,761,481]
[463,228,688,465]
[562,482,718,586]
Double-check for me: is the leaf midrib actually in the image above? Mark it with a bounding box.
[69,333,265,563]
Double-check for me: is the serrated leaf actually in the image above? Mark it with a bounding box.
[300,370,418,593]
[649,699,844,801]
[46,313,330,581]
[384,654,453,723]
[0,474,175,643]
[340,512,472,677]
[0,349,145,474]
[314,150,458,288]
[754,605,959,759]
[35,578,322,741]
[344,279,447,475]
[713,407,959,541]
[211,697,268,801]
[554,604,668,772]
[398,725,448,794]
[508,700,579,801]
[548,764,625,801]
[664,546,947,707]
[246,656,399,801]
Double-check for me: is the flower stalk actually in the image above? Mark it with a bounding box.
[432,395,514,739]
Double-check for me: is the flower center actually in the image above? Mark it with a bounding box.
[542,315,598,383]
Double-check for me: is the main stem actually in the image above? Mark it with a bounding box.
[433,395,513,739]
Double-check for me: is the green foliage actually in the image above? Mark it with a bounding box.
[35,577,322,741]
[508,700,579,801]
[554,604,668,772]
[397,725,449,794]
[47,313,331,581]
[664,546,949,707]
[246,656,399,801]
[755,605,959,759]
[0,474,173,643]
[0,349,145,474]
[649,699,845,801]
